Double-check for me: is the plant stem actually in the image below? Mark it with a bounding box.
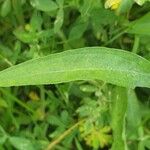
[0,54,13,66]
[45,120,84,150]
[111,87,128,150]
[132,35,140,54]
[104,28,128,46]
[0,88,34,113]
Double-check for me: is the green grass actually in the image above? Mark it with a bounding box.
[0,0,150,150]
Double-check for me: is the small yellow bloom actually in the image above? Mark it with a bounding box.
[105,0,121,10]
[25,24,31,31]
[29,91,39,101]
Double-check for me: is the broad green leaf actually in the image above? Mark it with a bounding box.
[0,0,11,17]
[9,137,34,150]
[0,47,150,88]
[30,0,58,12]
[128,12,150,36]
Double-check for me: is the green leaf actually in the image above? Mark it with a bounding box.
[56,0,64,7]
[9,137,34,150]
[145,139,150,149]
[0,98,8,108]
[0,47,150,88]
[11,0,24,25]
[0,125,8,145]
[117,0,134,14]
[13,28,37,43]
[135,0,150,5]
[69,17,88,40]
[30,0,58,12]
[0,0,11,17]
[128,12,150,36]
[30,10,43,32]
[91,8,117,26]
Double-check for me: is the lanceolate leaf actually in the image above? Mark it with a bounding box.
[0,47,150,88]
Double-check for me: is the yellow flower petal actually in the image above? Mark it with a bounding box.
[29,91,39,101]
[105,0,121,10]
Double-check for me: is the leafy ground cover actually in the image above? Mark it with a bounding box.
[0,0,150,150]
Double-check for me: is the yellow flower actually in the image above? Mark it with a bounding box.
[105,0,121,10]
[25,24,31,31]
[29,91,39,101]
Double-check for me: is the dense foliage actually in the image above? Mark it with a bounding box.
[0,0,150,150]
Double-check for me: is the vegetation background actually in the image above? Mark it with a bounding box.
[0,0,150,150]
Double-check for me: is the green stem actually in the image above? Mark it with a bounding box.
[0,88,34,113]
[45,120,84,150]
[111,87,128,150]
[104,28,128,46]
[0,54,13,66]
[132,35,140,54]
